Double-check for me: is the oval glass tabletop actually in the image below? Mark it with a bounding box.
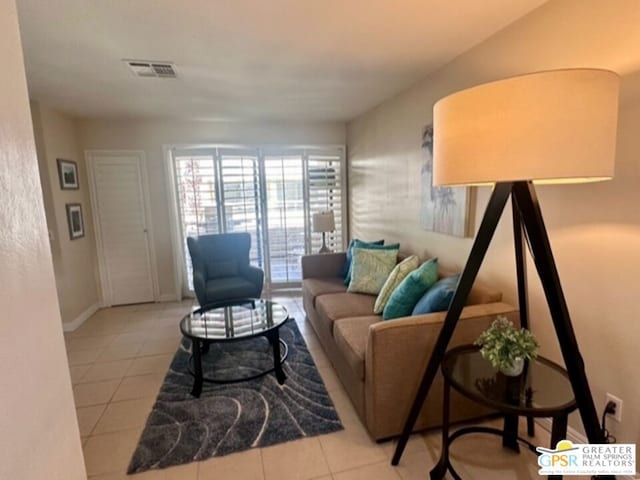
[180,298,289,341]
[442,345,576,416]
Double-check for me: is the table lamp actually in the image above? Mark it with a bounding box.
[312,210,335,253]
[392,69,620,475]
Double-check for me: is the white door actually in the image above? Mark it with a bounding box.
[88,152,155,306]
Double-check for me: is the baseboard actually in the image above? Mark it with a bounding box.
[535,417,587,444]
[62,302,100,332]
[157,293,181,302]
[535,419,637,479]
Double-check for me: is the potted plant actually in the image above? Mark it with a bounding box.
[474,316,539,376]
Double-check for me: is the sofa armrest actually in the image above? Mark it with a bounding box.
[301,252,347,279]
[363,302,519,439]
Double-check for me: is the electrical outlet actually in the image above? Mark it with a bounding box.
[606,393,623,422]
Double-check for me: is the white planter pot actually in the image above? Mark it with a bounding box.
[500,357,524,376]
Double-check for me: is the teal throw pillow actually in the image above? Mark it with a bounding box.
[412,274,460,315]
[343,239,384,283]
[345,240,399,286]
[348,247,399,295]
[383,258,439,320]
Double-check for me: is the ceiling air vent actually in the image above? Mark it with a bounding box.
[124,60,177,78]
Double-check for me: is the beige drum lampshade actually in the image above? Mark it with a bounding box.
[433,69,620,186]
[312,211,335,233]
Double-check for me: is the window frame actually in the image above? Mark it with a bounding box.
[164,143,347,298]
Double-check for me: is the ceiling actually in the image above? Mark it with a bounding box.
[17,0,547,122]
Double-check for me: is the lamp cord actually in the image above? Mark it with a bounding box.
[520,206,616,446]
[601,402,617,444]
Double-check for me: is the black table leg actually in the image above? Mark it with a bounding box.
[430,378,450,479]
[191,339,203,397]
[502,414,521,453]
[527,416,536,437]
[548,413,568,480]
[268,331,286,385]
[550,413,568,449]
[525,387,536,437]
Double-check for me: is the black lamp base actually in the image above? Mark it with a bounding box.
[318,232,330,253]
[391,181,612,479]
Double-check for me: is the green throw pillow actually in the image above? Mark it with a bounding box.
[374,255,420,314]
[344,240,398,285]
[348,247,399,295]
[343,239,384,282]
[383,258,439,320]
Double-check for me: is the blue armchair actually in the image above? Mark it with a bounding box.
[187,232,264,307]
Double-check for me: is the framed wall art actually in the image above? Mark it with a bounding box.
[66,203,85,240]
[57,159,79,189]
[420,124,472,237]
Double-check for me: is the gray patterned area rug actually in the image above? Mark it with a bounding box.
[128,319,343,474]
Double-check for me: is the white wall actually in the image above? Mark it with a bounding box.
[31,101,100,326]
[0,0,86,478]
[79,118,345,298]
[347,0,640,443]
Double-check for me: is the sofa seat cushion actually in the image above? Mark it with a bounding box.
[316,293,376,325]
[334,316,379,380]
[302,277,347,308]
[205,276,257,300]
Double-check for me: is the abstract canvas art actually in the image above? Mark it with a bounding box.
[420,125,471,237]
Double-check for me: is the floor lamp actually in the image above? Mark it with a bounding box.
[391,69,620,478]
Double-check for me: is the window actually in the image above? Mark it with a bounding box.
[307,152,344,253]
[171,146,345,292]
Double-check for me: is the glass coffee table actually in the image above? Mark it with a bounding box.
[431,345,577,480]
[180,298,289,397]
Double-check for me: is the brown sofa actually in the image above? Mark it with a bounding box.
[301,251,519,440]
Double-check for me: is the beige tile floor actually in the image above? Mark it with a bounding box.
[65,293,561,480]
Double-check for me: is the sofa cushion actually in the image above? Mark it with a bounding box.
[343,239,385,283]
[412,274,460,314]
[348,247,399,295]
[466,285,502,305]
[316,293,376,325]
[383,258,439,320]
[374,255,420,314]
[439,267,501,305]
[302,277,347,308]
[345,241,400,285]
[334,316,379,380]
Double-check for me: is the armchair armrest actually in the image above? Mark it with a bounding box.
[363,302,518,439]
[301,252,347,279]
[241,265,264,289]
[192,269,207,306]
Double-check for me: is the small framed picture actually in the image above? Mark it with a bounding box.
[66,203,85,240]
[57,159,79,189]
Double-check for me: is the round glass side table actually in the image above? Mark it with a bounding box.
[431,345,577,480]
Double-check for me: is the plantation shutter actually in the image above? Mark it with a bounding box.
[306,149,345,253]
[263,153,305,284]
[172,145,345,293]
[173,152,220,289]
[218,150,264,268]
